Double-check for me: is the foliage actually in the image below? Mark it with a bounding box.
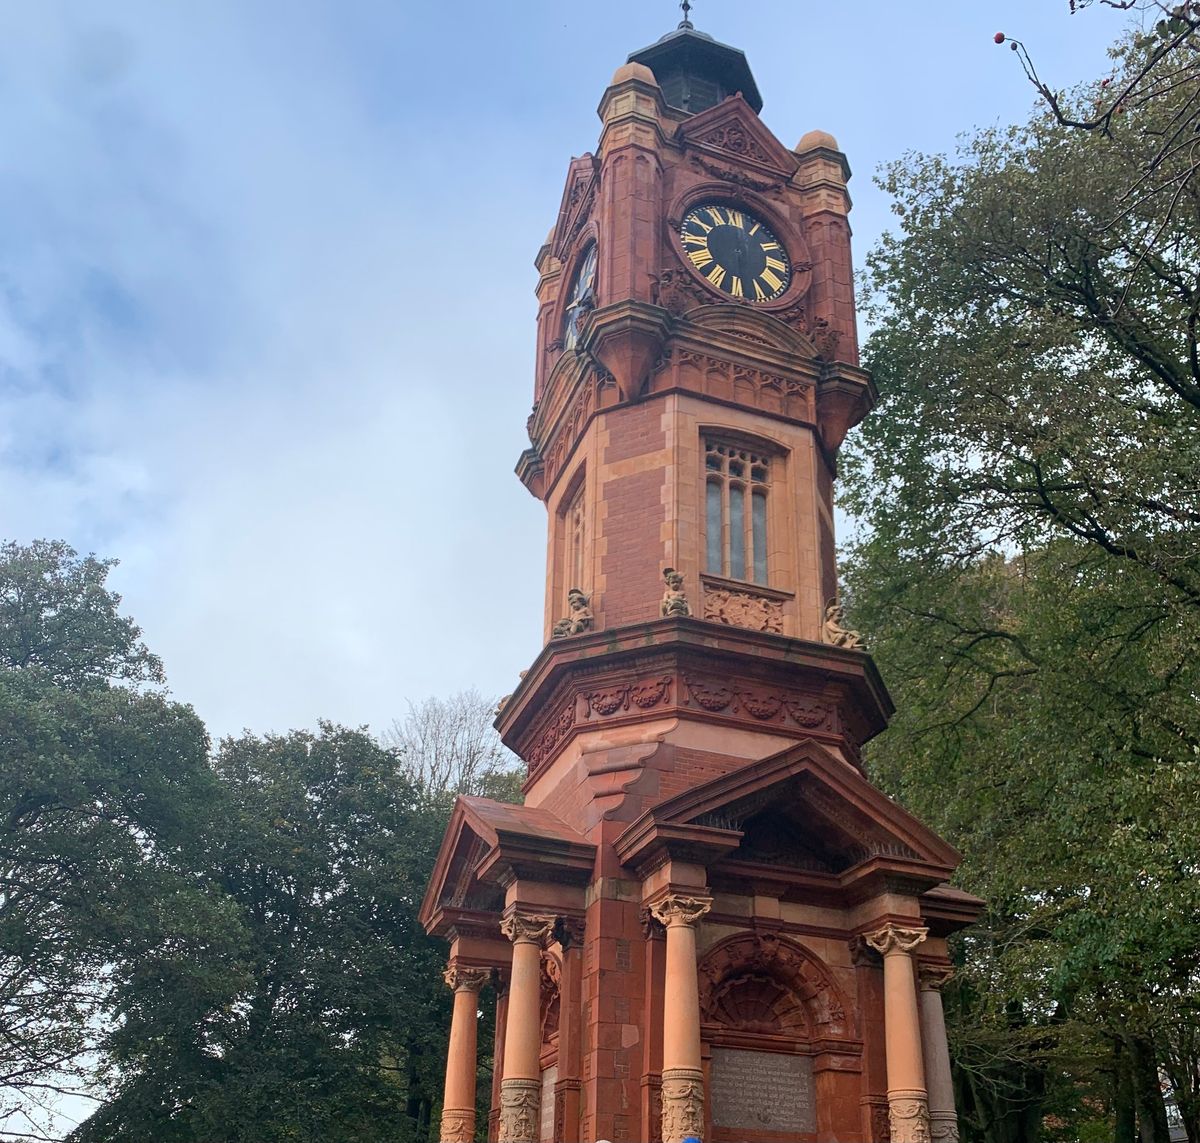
[843,24,1200,1143]
[0,539,163,689]
[72,724,454,1143]
[0,542,211,1140]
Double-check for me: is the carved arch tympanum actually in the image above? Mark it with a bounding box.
[698,932,852,1040]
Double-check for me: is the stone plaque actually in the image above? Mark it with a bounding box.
[710,1048,816,1135]
[539,1065,557,1143]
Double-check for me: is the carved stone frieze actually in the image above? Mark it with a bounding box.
[864,925,929,957]
[582,675,673,718]
[869,1100,893,1142]
[702,123,771,163]
[930,1112,960,1142]
[888,1090,932,1143]
[648,894,712,929]
[497,1077,542,1143]
[673,348,811,405]
[703,585,785,633]
[681,674,834,734]
[688,153,784,193]
[526,700,576,773]
[438,1107,476,1143]
[660,1066,705,1143]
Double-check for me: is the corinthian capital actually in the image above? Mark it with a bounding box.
[648,893,712,929]
[443,964,492,993]
[499,912,557,946]
[864,923,928,957]
[918,962,955,992]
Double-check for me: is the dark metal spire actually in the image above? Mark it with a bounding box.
[679,0,693,29]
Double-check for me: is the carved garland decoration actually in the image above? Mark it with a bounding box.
[702,123,772,164]
[497,1077,541,1143]
[439,1107,476,1143]
[682,674,833,731]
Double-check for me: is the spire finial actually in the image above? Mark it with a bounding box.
[679,0,693,29]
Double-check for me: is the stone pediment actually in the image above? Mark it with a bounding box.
[615,739,960,892]
[551,154,599,262]
[676,94,799,179]
[419,796,595,937]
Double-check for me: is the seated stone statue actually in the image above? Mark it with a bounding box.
[552,587,593,638]
[660,567,691,618]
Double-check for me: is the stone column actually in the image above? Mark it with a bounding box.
[440,965,492,1143]
[498,912,556,1143]
[919,965,958,1143]
[649,894,712,1143]
[865,924,931,1143]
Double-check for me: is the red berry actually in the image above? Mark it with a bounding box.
[994,32,1006,43]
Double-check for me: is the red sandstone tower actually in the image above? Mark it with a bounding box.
[421,18,981,1143]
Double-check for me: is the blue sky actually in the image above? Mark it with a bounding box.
[0,2,1136,740]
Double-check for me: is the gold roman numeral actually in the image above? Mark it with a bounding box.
[761,240,779,250]
[706,207,727,227]
[730,276,744,298]
[706,264,727,288]
[682,232,709,247]
[726,209,744,229]
[689,249,714,268]
[753,279,767,301]
[686,215,712,233]
[765,256,787,272]
[759,269,784,293]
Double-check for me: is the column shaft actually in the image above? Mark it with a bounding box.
[866,925,931,1143]
[919,966,959,1143]
[498,914,555,1143]
[649,894,711,1143]
[439,967,489,1143]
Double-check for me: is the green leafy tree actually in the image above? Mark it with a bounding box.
[841,21,1200,1143]
[0,541,212,1140]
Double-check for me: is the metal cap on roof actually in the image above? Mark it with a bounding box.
[627,22,762,115]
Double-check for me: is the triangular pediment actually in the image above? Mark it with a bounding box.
[551,154,599,262]
[419,796,594,936]
[615,739,960,884]
[676,94,799,179]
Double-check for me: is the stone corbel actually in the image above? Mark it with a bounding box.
[648,893,712,929]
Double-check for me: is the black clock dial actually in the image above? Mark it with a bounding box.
[680,203,791,302]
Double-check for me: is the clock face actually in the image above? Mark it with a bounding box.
[680,203,791,302]
[562,243,598,350]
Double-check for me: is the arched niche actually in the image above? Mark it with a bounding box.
[698,931,853,1042]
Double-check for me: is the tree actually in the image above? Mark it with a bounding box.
[385,690,522,803]
[0,541,212,1141]
[999,2,1200,258]
[73,724,455,1143]
[841,26,1200,1143]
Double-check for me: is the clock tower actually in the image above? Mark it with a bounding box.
[422,18,980,1143]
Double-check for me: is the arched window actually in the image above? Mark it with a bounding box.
[704,439,770,585]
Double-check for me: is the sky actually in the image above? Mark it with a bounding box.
[0,1,1141,742]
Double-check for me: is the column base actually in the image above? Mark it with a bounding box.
[498,1077,542,1143]
[887,1089,931,1143]
[439,1107,476,1143]
[930,1110,959,1142]
[661,1066,705,1143]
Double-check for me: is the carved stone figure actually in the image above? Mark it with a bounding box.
[660,567,691,617]
[822,599,863,649]
[551,587,593,638]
